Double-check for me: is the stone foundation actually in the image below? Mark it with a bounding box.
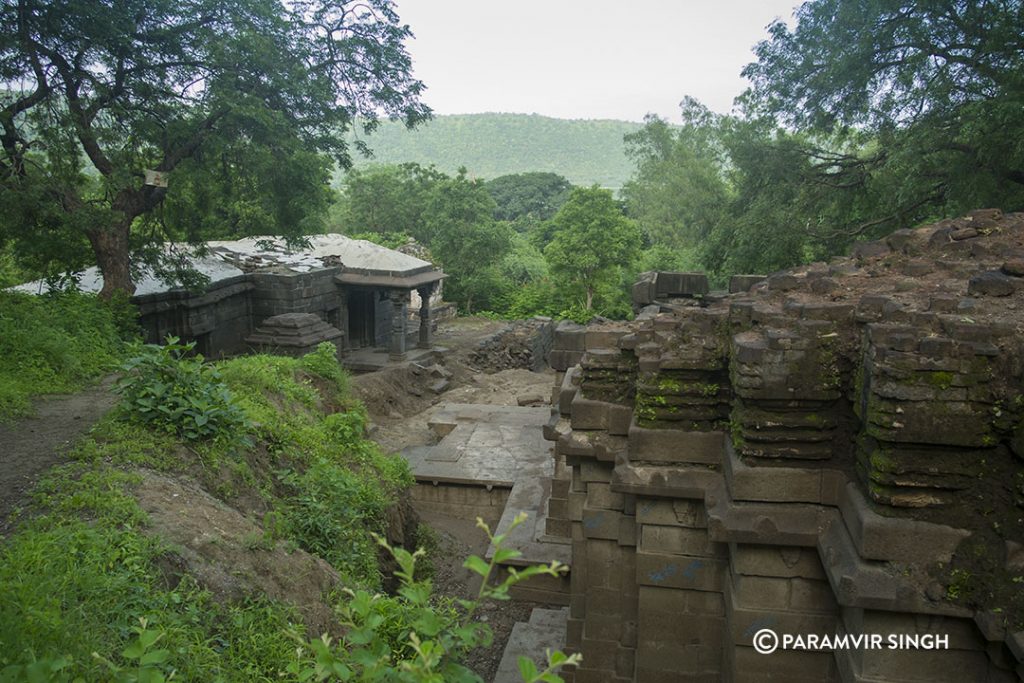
[547,214,1024,681]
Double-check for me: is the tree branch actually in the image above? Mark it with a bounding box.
[806,187,947,240]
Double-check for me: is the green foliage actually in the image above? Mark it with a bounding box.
[346,231,419,252]
[544,187,642,311]
[635,244,701,274]
[215,346,411,586]
[622,101,731,249]
[733,0,1024,259]
[279,460,385,584]
[92,617,174,683]
[287,514,580,682]
[115,338,252,443]
[346,113,650,188]
[0,0,429,295]
[299,342,351,398]
[620,2,1024,277]
[485,172,573,222]
[332,164,446,242]
[427,171,513,313]
[0,517,303,681]
[0,291,135,419]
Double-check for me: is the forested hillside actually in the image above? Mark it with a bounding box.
[348,113,645,188]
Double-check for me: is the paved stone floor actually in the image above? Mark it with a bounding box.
[402,402,571,566]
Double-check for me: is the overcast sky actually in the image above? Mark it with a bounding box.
[395,0,800,123]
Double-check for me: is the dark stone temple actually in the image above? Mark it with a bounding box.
[15,235,446,362]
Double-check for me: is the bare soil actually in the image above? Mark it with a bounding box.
[0,375,118,535]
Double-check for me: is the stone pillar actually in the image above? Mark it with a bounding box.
[388,289,409,361]
[416,284,434,349]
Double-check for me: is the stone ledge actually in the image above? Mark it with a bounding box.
[837,482,970,564]
[627,421,724,466]
[724,438,845,506]
[705,478,827,547]
[817,512,970,618]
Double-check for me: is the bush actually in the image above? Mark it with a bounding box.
[0,290,136,418]
[114,337,251,442]
[288,515,581,682]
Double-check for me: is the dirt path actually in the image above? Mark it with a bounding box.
[0,376,118,534]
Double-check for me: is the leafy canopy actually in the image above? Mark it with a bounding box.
[0,0,429,294]
[621,1,1024,278]
[544,186,641,311]
[484,172,573,222]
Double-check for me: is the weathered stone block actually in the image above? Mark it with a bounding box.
[654,272,710,298]
[586,482,625,510]
[628,423,724,465]
[640,525,720,557]
[789,576,838,612]
[732,646,836,682]
[636,498,708,528]
[968,270,1017,297]
[571,396,610,430]
[580,461,613,483]
[729,275,767,293]
[731,574,790,610]
[636,550,726,592]
[729,544,826,580]
[582,508,621,541]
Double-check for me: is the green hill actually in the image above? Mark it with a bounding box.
[347,113,646,189]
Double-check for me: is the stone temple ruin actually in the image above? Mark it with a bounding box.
[409,210,1024,682]
[15,235,447,366]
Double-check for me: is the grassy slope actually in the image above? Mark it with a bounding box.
[348,113,648,188]
[0,342,413,680]
[0,291,135,419]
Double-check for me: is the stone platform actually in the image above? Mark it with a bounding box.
[402,404,572,603]
[342,346,441,373]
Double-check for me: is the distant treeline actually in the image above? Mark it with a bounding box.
[346,113,648,188]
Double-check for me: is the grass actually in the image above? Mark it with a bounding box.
[0,290,137,419]
[0,339,415,679]
[0,461,303,681]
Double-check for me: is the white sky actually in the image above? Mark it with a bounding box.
[395,0,801,123]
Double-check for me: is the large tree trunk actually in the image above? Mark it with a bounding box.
[585,287,594,311]
[88,218,134,299]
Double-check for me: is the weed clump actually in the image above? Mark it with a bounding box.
[115,337,252,443]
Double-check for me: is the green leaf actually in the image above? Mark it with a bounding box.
[463,555,489,577]
[139,649,170,666]
[518,656,539,681]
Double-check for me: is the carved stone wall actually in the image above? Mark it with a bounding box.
[546,212,1024,682]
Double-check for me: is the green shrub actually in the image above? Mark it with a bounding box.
[288,515,581,682]
[115,337,251,443]
[280,461,383,584]
[0,290,136,418]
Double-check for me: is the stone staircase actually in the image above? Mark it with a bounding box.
[493,608,569,683]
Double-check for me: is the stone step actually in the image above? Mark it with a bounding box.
[493,608,568,683]
[487,476,571,569]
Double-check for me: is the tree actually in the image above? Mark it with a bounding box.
[544,186,641,311]
[484,171,572,222]
[741,0,1024,225]
[0,0,429,297]
[621,100,732,249]
[332,163,444,240]
[426,170,511,313]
